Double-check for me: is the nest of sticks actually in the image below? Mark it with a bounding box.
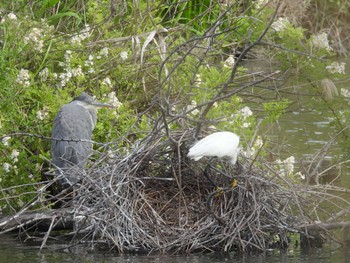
[48,130,300,254]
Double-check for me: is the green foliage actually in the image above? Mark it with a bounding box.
[0,2,155,211]
[160,0,220,34]
[263,99,290,123]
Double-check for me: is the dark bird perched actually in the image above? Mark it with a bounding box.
[51,92,113,188]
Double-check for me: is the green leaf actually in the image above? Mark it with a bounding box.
[48,11,81,23]
[42,0,60,8]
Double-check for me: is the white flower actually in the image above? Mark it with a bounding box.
[102,77,112,87]
[107,150,115,159]
[84,55,94,67]
[99,47,109,57]
[325,62,346,74]
[120,51,128,60]
[88,67,95,74]
[277,156,295,176]
[2,163,11,173]
[2,136,10,146]
[39,67,49,81]
[242,122,250,128]
[341,88,350,98]
[271,17,289,32]
[16,69,30,87]
[310,32,332,52]
[240,106,253,118]
[194,74,202,87]
[37,108,49,120]
[255,0,268,9]
[187,100,199,116]
[107,92,122,108]
[71,65,84,77]
[10,149,19,163]
[71,35,81,45]
[64,50,72,63]
[255,137,263,148]
[7,12,17,20]
[71,24,91,45]
[296,172,305,180]
[224,55,235,68]
[58,72,72,88]
[24,27,44,53]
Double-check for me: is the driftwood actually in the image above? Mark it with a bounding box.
[3,210,350,234]
[0,208,73,233]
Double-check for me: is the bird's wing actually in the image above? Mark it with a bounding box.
[51,103,94,167]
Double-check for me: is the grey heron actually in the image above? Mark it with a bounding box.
[51,92,113,188]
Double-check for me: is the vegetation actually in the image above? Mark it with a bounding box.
[0,0,350,254]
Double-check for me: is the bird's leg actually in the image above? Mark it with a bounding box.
[208,161,238,189]
[203,158,218,189]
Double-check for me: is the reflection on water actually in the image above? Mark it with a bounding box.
[0,233,349,263]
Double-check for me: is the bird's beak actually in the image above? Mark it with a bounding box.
[91,101,115,109]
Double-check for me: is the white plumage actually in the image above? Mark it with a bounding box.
[187,131,240,165]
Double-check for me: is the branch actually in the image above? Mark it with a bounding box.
[194,0,282,137]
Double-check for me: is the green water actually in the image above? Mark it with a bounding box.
[0,233,349,263]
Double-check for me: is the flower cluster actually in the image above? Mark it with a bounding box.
[120,51,128,61]
[2,136,10,146]
[84,54,95,74]
[194,74,202,87]
[57,50,85,87]
[71,24,92,45]
[186,100,200,116]
[37,107,49,120]
[255,0,268,9]
[230,106,253,128]
[107,91,123,109]
[325,62,346,75]
[341,88,350,98]
[1,12,17,23]
[16,69,30,87]
[224,55,235,68]
[271,17,290,32]
[10,149,19,163]
[275,156,296,176]
[102,77,112,87]
[2,163,11,173]
[242,136,263,158]
[39,68,49,82]
[97,47,109,59]
[24,27,44,53]
[1,136,19,174]
[310,32,332,52]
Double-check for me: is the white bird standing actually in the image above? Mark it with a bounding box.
[187,131,240,165]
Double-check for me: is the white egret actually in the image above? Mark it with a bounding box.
[187,131,240,165]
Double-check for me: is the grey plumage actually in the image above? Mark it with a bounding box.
[51,92,113,188]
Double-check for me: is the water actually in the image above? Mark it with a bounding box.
[0,233,349,263]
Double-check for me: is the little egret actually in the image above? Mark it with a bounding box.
[51,92,114,188]
[187,131,240,165]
